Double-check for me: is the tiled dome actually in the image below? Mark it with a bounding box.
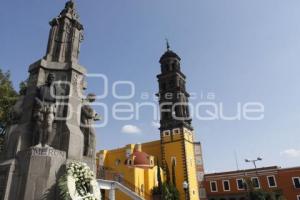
[133,151,151,166]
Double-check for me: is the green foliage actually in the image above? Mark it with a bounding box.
[165,162,171,184]
[19,80,27,95]
[152,161,179,200]
[0,69,18,127]
[58,174,70,200]
[152,182,180,200]
[245,178,285,200]
[0,69,20,153]
[157,160,162,194]
[152,186,161,196]
[161,183,179,200]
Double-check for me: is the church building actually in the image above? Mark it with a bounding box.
[97,44,205,200]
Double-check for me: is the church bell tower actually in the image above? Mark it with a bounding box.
[157,42,200,200]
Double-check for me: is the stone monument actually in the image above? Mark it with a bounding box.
[0,1,98,199]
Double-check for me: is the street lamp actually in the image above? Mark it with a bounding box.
[245,157,265,200]
[245,157,262,169]
[182,181,189,200]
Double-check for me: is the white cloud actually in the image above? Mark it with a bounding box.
[280,149,300,158]
[151,121,160,128]
[121,125,141,134]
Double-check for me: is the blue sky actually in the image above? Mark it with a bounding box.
[1,0,300,172]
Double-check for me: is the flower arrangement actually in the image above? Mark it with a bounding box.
[58,161,100,200]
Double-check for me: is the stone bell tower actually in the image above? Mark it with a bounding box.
[157,42,200,200]
[0,1,97,199]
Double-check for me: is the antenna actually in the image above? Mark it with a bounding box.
[234,150,240,170]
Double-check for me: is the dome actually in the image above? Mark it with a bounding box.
[159,50,181,63]
[133,151,151,166]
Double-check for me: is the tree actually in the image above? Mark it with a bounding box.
[157,160,163,193]
[0,69,19,153]
[165,162,171,184]
[152,160,179,200]
[161,182,179,200]
[245,178,285,200]
[0,69,18,127]
[152,160,163,197]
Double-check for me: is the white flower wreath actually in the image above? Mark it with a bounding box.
[58,161,101,200]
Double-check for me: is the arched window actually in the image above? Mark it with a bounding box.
[115,159,121,166]
[172,62,177,70]
[141,184,144,193]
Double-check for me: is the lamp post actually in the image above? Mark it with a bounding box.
[244,157,262,170]
[183,181,189,200]
[245,157,263,199]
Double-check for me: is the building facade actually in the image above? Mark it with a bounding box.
[97,46,204,200]
[204,166,300,200]
[194,142,207,200]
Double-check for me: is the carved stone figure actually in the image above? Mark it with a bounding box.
[80,93,100,157]
[0,2,94,200]
[33,73,57,147]
[9,82,27,124]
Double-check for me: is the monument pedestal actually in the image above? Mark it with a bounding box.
[0,1,98,199]
[0,148,67,200]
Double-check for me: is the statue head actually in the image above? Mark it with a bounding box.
[65,0,75,10]
[46,73,55,85]
[86,93,96,103]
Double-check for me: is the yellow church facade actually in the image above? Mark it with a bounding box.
[97,134,200,200]
[97,45,203,200]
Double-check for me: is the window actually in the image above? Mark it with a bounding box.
[115,159,121,166]
[125,149,131,158]
[210,181,217,192]
[251,177,260,188]
[161,82,166,90]
[172,62,177,70]
[173,128,180,135]
[128,160,132,165]
[267,176,277,188]
[237,179,245,190]
[293,177,300,188]
[150,159,153,165]
[163,130,170,136]
[223,180,230,191]
[171,157,176,166]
